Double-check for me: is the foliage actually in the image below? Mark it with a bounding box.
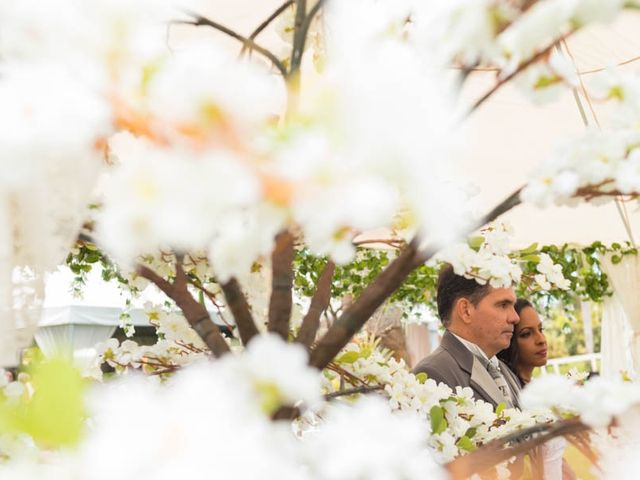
[293,241,638,322]
[0,357,85,448]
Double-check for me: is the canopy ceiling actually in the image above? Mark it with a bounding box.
[177,3,640,248]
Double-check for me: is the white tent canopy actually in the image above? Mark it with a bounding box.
[177,1,640,246]
[37,267,228,359]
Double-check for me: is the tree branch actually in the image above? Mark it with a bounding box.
[446,418,590,479]
[295,259,335,348]
[290,0,326,76]
[240,1,294,57]
[324,384,383,400]
[290,0,307,76]
[474,187,523,233]
[309,185,526,370]
[309,239,421,369]
[176,13,288,77]
[137,263,231,358]
[220,278,260,346]
[267,231,296,340]
[466,32,572,116]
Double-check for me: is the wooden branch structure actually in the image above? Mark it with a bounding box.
[137,262,231,358]
[466,31,574,116]
[309,186,527,371]
[324,384,384,400]
[176,13,288,77]
[267,231,296,340]
[295,259,335,348]
[446,418,591,479]
[309,239,421,369]
[220,278,260,346]
[240,1,294,57]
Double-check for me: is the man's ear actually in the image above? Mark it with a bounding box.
[454,298,473,325]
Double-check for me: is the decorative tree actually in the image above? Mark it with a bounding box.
[3,0,640,478]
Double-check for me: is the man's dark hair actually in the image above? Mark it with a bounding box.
[436,264,491,328]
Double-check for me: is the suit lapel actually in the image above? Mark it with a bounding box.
[441,331,513,408]
[470,356,507,407]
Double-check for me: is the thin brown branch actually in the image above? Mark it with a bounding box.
[240,1,294,57]
[220,277,260,345]
[186,278,235,332]
[467,32,573,116]
[290,0,308,76]
[325,362,366,386]
[137,263,231,357]
[309,239,421,369]
[324,384,384,400]
[310,185,527,370]
[295,260,335,348]
[175,13,288,77]
[446,418,590,478]
[291,0,326,74]
[474,187,523,233]
[267,231,296,340]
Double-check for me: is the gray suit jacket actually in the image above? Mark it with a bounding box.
[413,330,521,409]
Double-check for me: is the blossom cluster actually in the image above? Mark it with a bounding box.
[521,373,640,428]
[93,308,209,379]
[436,222,570,290]
[325,336,552,463]
[0,335,445,480]
[522,68,640,207]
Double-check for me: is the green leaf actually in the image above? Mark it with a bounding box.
[520,242,539,254]
[456,435,475,452]
[430,405,447,434]
[520,254,541,263]
[335,351,360,364]
[464,427,477,439]
[0,357,86,448]
[467,236,485,251]
[85,252,101,263]
[612,254,622,264]
[415,372,428,384]
[495,402,507,416]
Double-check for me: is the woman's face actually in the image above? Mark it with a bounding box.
[515,307,548,368]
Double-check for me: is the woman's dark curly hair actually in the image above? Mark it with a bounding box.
[497,298,534,382]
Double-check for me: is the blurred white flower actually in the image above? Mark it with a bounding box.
[304,396,445,480]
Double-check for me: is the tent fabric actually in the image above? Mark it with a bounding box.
[34,323,117,358]
[600,295,631,378]
[39,305,157,327]
[600,254,640,376]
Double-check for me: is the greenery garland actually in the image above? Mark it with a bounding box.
[293,241,638,320]
[65,240,638,323]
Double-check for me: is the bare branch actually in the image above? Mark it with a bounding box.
[309,185,527,370]
[474,187,523,232]
[324,384,384,400]
[220,278,260,345]
[446,418,590,478]
[267,231,296,340]
[240,1,294,57]
[176,13,288,77]
[137,263,231,358]
[466,32,572,116]
[295,260,335,348]
[290,0,326,76]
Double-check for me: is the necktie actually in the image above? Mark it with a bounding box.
[483,359,514,408]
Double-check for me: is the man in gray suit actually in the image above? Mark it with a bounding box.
[413,265,521,408]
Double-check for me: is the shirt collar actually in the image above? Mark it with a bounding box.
[451,332,499,367]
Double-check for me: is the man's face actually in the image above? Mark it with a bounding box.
[467,287,519,358]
